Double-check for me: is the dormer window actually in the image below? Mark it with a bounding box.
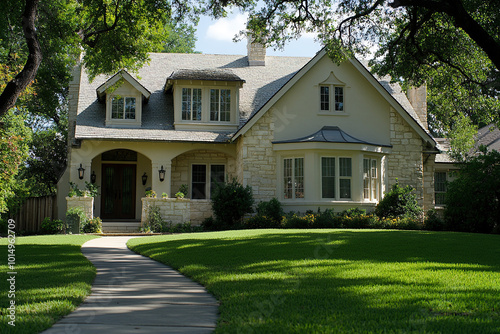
[182,88,202,121]
[112,97,136,120]
[210,89,231,122]
[96,70,151,128]
[318,72,346,114]
[166,69,245,131]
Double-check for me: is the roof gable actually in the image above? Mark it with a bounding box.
[232,49,436,148]
[96,69,151,102]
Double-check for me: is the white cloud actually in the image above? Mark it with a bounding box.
[206,14,248,42]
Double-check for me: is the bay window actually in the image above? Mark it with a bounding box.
[322,157,352,200]
[363,158,378,201]
[284,158,304,199]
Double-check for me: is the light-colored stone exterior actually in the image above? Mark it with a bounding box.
[237,110,277,203]
[171,149,237,196]
[387,109,432,209]
[407,85,428,130]
[247,37,266,66]
[66,196,94,220]
[190,200,212,224]
[141,198,190,225]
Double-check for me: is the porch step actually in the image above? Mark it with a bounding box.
[102,221,141,233]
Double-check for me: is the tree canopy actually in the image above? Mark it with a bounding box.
[202,0,500,135]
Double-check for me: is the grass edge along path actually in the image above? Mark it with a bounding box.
[128,229,500,333]
[0,235,99,334]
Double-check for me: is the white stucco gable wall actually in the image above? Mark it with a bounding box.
[272,55,391,145]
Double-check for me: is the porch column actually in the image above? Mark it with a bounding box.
[152,161,172,197]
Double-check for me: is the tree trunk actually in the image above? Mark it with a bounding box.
[0,0,42,122]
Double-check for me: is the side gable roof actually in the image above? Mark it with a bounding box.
[232,49,436,148]
[96,69,151,102]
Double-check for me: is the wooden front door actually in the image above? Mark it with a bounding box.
[101,164,136,220]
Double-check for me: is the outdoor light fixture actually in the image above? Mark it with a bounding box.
[142,172,148,186]
[158,166,165,182]
[78,164,85,180]
[91,171,96,184]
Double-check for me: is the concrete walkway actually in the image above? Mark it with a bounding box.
[42,237,218,334]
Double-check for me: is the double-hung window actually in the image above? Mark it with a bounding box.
[181,88,202,121]
[320,85,344,112]
[363,158,378,201]
[210,89,231,122]
[321,157,352,199]
[434,172,447,205]
[283,158,304,199]
[111,97,136,120]
[191,164,225,200]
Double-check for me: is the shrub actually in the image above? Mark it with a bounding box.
[444,147,500,234]
[81,217,102,233]
[142,205,163,233]
[201,216,218,231]
[66,208,86,234]
[41,217,65,234]
[256,198,284,224]
[311,208,338,228]
[375,181,423,219]
[424,209,446,231]
[178,184,189,197]
[211,178,254,228]
[244,215,282,229]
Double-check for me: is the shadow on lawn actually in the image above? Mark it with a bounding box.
[131,230,500,333]
[0,244,96,334]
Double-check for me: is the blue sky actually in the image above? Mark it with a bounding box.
[194,11,321,57]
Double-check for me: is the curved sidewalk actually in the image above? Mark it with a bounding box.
[42,237,218,334]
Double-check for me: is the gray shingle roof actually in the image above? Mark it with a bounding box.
[75,52,431,143]
[75,53,309,142]
[476,124,500,152]
[166,68,244,82]
[273,126,392,147]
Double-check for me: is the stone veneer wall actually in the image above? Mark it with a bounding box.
[422,155,436,211]
[141,198,190,225]
[190,200,213,225]
[236,111,277,203]
[387,109,427,208]
[171,150,237,196]
[66,196,93,219]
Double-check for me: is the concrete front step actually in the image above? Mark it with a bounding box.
[102,221,141,233]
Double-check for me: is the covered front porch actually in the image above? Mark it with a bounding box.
[65,140,237,229]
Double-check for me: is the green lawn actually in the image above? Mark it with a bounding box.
[0,235,99,334]
[128,229,500,333]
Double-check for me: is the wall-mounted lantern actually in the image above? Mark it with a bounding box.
[78,164,85,180]
[91,171,96,184]
[158,166,165,182]
[142,172,148,186]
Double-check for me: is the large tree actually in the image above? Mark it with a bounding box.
[0,0,194,119]
[204,0,500,134]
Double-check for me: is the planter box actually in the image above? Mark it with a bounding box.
[141,197,191,226]
[66,196,94,233]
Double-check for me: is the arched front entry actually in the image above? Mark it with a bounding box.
[92,149,152,221]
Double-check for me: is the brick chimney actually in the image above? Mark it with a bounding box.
[247,34,266,66]
[407,85,428,130]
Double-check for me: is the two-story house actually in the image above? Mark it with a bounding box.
[58,39,441,228]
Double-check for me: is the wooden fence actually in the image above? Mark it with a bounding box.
[12,196,57,232]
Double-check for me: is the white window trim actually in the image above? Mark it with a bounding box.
[106,94,142,127]
[173,84,240,129]
[283,157,305,200]
[434,171,448,207]
[189,163,226,200]
[320,156,354,201]
[318,84,346,115]
[363,157,379,202]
